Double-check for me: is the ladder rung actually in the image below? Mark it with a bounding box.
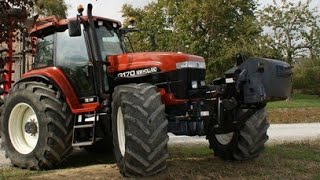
[74,124,94,129]
[95,137,103,142]
[72,141,94,147]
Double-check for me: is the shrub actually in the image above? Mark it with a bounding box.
[293,58,320,95]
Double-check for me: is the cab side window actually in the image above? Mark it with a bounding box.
[33,35,54,68]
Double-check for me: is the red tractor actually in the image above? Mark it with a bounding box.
[0,4,292,177]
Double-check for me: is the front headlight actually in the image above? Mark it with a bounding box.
[176,61,206,69]
[191,81,198,89]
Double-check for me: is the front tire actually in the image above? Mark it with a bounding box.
[112,83,169,177]
[208,108,269,160]
[0,81,73,169]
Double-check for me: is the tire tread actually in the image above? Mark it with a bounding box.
[0,81,73,170]
[112,83,168,177]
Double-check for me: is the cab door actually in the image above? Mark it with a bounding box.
[55,29,96,97]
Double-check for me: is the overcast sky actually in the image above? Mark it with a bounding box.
[66,0,320,21]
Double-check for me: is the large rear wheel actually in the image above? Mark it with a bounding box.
[112,83,169,177]
[208,108,269,160]
[0,81,73,169]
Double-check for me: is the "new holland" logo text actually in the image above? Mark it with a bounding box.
[117,67,158,77]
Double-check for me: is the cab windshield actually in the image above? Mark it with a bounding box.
[96,26,125,58]
[55,25,124,64]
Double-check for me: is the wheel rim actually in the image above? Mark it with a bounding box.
[8,103,39,155]
[215,132,234,145]
[117,107,126,156]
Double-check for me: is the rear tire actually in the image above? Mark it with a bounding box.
[208,108,269,160]
[112,83,169,177]
[0,81,73,169]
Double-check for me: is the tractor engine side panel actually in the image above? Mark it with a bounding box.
[107,52,207,100]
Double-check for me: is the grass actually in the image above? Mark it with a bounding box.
[160,142,320,179]
[267,94,320,110]
[1,142,320,179]
[0,168,41,180]
[266,94,320,123]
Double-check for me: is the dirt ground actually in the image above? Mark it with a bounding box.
[30,165,122,180]
[0,139,10,168]
[28,142,320,180]
[268,107,320,124]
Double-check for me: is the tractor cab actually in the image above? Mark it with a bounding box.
[29,15,124,98]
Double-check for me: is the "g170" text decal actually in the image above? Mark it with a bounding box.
[117,67,158,77]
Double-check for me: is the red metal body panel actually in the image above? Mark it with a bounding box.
[23,67,99,114]
[159,88,188,105]
[107,52,205,73]
[108,52,204,105]
[3,19,15,93]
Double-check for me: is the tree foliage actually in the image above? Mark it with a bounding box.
[293,58,320,95]
[122,0,280,80]
[258,0,320,65]
[0,0,68,44]
[0,0,67,79]
[34,0,68,19]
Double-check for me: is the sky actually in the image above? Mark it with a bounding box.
[66,0,320,22]
[66,0,153,20]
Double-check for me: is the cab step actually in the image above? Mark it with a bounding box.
[72,111,97,147]
[74,124,95,129]
[72,141,94,147]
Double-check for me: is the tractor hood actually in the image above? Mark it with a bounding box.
[107,52,205,73]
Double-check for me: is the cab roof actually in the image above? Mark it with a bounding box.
[30,16,122,37]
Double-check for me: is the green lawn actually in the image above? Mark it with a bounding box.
[267,94,320,109]
[163,142,320,179]
[1,141,320,179]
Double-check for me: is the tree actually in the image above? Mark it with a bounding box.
[0,0,67,88]
[258,0,320,65]
[122,3,177,52]
[122,0,272,80]
[0,1,31,39]
[0,0,68,45]
[34,0,68,19]
[293,58,320,95]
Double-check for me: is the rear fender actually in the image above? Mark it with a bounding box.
[21,67,99,114]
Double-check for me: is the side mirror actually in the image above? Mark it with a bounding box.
[68,19,82,37]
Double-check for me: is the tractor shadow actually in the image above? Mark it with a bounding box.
[59,148,116,169]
